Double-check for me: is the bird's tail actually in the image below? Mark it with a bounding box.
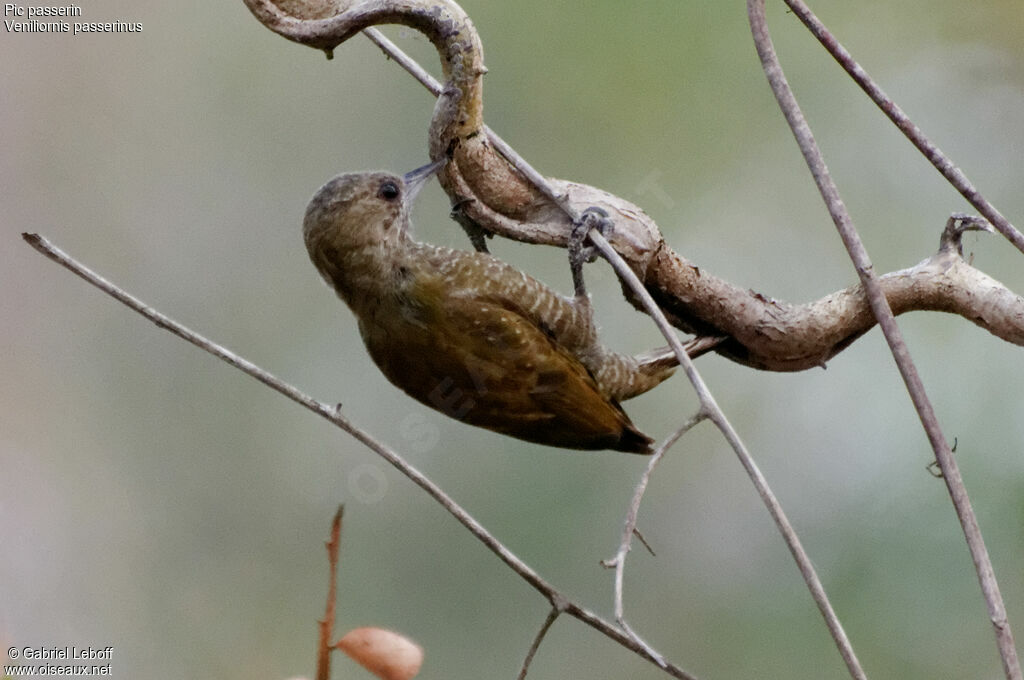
[607,336,725,402]
[636,335,725,372]
[634,345,678,371]
[596,349,676,403]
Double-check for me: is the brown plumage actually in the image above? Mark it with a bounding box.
[302,164,676,453]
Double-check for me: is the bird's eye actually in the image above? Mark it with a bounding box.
[378,181,400,201]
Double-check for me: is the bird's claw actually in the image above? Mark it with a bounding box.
[571,207,613,263]
[569,207,613,298]
[451,199,491,253]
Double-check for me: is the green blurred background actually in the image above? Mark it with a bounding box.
[3,1,1022,678]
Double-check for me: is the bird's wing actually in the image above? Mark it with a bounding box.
[440,290,651,451]
[360,271,652,452]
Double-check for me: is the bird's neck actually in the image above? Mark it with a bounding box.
[320,238,418,316]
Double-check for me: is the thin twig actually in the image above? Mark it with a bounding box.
[517,606,562,680]
[604,416,704,619]
[600,415,704,670]
[780,0,1024,256]
[747,2,1020,679]
[316,505,344,680]
[361,26,868,680]
[632,528,656,558]
[363,28,442,96]
[21,232,699,680]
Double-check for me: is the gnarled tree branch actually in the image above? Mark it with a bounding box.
[241,0,1024,372]
[649,217,1024,370]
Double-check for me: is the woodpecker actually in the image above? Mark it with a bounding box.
[302,161,676,453]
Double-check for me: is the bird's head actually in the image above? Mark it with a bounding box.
[303,160,444,271]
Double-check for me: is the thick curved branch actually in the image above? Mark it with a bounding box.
[242,0,1024,373]
[241,0,486,143]
[649,219,1024,370]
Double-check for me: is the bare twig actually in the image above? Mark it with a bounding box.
[316,505,344,680]
[363,28,441,96]
[600,415,704,669]
[21,232,699,680]
[603,416,704,621]
[517,606,562,680]
[358,24,868,680]
[780,0,1024,256]
[631,528,657,558]
[747,2,1020,679]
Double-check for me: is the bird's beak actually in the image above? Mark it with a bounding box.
[402,158,446,204]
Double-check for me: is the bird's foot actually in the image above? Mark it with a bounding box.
[450,198,491,253]
[570,206,613,299]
